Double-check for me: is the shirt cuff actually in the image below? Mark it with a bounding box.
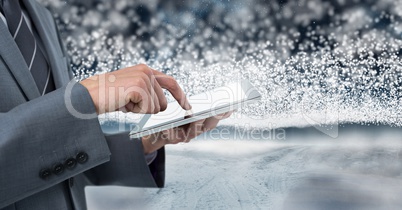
[145,151,158,165]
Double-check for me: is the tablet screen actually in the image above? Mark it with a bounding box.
[129,79,261,138]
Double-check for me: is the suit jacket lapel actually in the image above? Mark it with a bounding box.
[0,20,40,100]
[22,0,70,88]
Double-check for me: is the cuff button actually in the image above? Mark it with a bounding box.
[76,152,88,164]
[53,164,64,175]
[39,169,51,180]
[64,158,77,169]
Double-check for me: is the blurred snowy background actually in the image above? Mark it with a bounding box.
[36,0,402,209]
[38,0,402,127]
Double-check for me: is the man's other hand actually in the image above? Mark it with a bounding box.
[142,111,233,154]
[80,64,191,114]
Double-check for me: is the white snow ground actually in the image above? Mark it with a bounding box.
[86,125,402,210]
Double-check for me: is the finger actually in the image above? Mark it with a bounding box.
[217,111,233,120]
[183,119,205,142]
[136,74,160,113]
[163,127,185,144]
[158,127,183,144]
[118,102,131,113]
[125,89,155,113]
[150,86,161,113]
[202,116,220,131]
[150,77,167,111]
[202,111,233,131]
[151,70,191,110]
[140,68,166,112]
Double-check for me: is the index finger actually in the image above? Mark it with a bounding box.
[151,69,192,110]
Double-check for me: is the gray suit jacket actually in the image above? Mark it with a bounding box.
[0,0,165,209]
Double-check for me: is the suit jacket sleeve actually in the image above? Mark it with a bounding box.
[0,2,166,208]
[87,133,166,188]
[48,5,167,189]
[0,82,111,208]
[51,10,167,189]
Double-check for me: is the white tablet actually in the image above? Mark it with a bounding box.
[129,79,261,138]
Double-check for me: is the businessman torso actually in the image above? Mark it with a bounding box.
[0,1,164,209]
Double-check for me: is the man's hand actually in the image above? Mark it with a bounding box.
[80,64,232,154]
[80,64,191,114]
[142,112,233,154]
